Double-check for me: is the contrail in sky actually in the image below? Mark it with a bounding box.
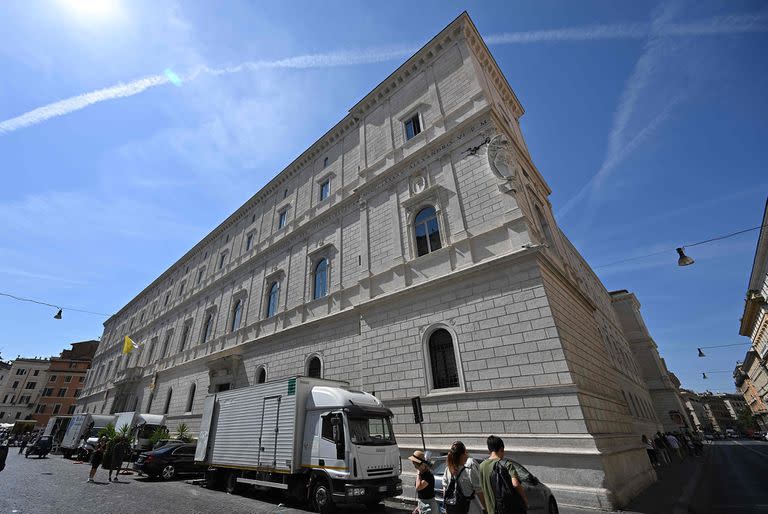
[0,14,766,136]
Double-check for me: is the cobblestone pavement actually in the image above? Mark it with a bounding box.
[0,451,410,514]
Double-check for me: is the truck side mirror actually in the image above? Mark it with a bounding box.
[331,417,342,444]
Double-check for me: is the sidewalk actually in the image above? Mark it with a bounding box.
[620,446,710,514]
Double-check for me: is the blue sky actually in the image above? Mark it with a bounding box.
[1,0,766,394]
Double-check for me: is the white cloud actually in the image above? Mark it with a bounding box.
[1,11,765,137]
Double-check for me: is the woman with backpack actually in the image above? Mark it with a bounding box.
[408,450,438,514]
[442,441,485,514]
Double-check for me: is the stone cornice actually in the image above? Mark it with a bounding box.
[106,13,491,327]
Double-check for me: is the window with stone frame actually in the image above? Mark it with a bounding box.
[319,178,331,202]
[163,388,173,415]
[266,281,280,318]
[413,205,442,257]
[179,322,192,352]
[185,382,196,413]
[428,329,460,389]
[230,298,243,332]
[256,366,266,384]
[404,112,422,140]
[313,258,329,300]
[278,209,288,229]
[307,355,322,378]
[201,311,215,343]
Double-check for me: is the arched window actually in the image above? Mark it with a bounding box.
[307,356,322,378]
[163,388,173,415]
[266,281,280,318]
[256,366,266,384]
[313,259,328,300]
[428,329,459,389]
[414,206,442,257]
[534,205,555,248]
[186,383,196,413]
[230,299,243,332]
[202,313,214,343]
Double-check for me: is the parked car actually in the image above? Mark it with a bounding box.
[24,436,52,459]
[432,456,559,514]
[750,431,766,441]
[133,443,203,480]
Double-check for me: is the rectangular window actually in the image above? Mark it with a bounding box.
[58,388,67,398]
[218,253,227,270]
[67,405,76,415]
[16,369,25,375]
[319,179,330,202]
[2,395,8,403]
[74,389,81,398]
[25,382,36,389]
[179,281,186,296]
[164,294,170,306]
[79,376,84,383]
[64,376,72,383]
[278,210,287,229]
[11,381,18,389]
[49,375,56,382]
[405,113,421,140]
[323,156,329,168]
[52,404,61,415]
[246,233,254,251]
[33,369,39,376]
[197,268,204,284]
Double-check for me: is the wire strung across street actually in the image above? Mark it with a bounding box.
[0,292,110,317]
[592,222,768,270]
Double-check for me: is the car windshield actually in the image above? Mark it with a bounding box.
[87,428,101,438]
[348,415,396,445]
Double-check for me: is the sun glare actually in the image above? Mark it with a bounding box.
[58,0,122,21]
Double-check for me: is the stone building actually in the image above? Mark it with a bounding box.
[610,291,692,431]
[0,361,10,395]
[77,13,666,509]
[681,389,713,432]
[31,341,98,428]
[0,358,50,422]
[737,198,768,429]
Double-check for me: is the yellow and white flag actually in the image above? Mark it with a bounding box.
[122,336,140,355]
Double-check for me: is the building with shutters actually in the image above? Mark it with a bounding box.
[30,340,98,428]
[76,13,674,509]
[0,358,50,423]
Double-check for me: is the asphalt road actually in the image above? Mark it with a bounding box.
[0,451,410,514]
[689,439,768,514]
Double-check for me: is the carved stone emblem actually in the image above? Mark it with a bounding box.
[410,173,427,195]
[487,134,520,180]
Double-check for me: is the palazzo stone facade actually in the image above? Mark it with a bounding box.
[77,13,663,510]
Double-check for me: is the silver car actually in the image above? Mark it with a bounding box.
[432,455,559,514]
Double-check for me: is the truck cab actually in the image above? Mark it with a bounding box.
[303,387,402,507]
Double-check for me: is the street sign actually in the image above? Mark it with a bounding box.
[411,396,423,424]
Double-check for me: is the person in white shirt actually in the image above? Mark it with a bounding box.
[442,440,486,514]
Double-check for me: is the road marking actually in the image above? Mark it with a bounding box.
[732,440,768,458]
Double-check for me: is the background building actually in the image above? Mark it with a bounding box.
[610,291,692,431]
[681,389,713,432]
[77,13,682,510]
[31,340,98,428]
[0,358,50,422]
[736,199,768,429]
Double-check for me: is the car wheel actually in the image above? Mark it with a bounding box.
[161,464,176,480]
[225,472,240,494]
[548,497,559,514]
[312,480,334,513]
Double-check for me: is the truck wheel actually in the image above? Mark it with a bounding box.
[225,472,240,494]
[161,464,176,480]
[312,480,334,513]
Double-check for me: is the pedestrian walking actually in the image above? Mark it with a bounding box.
[479,435,527,514]
[665,432,683,460]
[108,438,129,482]
[17,434,29,455]
[653,432,671,465]
[408,450,438,514]
[87,438,106,483]
[641,435,658,467]
[0,439,9,473]
[442,440,485,514]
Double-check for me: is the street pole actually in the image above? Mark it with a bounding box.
[411,397,425,451]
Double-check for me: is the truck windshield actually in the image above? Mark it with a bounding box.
[348,415,396,445]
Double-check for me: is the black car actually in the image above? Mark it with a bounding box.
[133,443,203,480]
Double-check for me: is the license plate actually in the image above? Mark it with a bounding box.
[378,486,388,492]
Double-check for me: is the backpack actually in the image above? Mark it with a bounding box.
[490,459,527,514]
[444,465,474,514]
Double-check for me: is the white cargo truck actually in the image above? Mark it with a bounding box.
[60,413,116,459]
[112,411,167,457]
[196,377,402,512]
